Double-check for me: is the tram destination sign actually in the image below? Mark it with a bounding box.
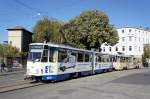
[30,45,43,49]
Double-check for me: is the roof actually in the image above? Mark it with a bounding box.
[29,42,94,53]
[7,26,25,30]
[7,26,33,35]
[117,26,150,31]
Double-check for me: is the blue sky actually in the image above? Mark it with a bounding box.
[0,0,150,43]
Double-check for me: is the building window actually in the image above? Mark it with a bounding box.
[129,29,131,32]
[129,46,132,51]
[122,29,124,33]
[122,46,125,51]
[122,37,125,42]
[109,47,111,52]
[103,47,105,52]
[116,47,118,51]
[129,36,132,41]
[135,37,136,42]
[135,46,137,51]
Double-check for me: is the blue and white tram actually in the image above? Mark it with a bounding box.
[94,52,113,73]
[26,42,113,81]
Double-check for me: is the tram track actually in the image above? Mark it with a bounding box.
[0,80,44,93]
[0,68,146,93]
[0,80,30,89]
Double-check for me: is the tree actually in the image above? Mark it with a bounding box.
[143,44,150,61]
[0,44,21,66]
[33,16,63,43]
[60,10,119,50]
[0,44,20,58]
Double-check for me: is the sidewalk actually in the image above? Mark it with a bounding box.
[0,68,26,76]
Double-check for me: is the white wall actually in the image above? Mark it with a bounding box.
[8,30,22,51]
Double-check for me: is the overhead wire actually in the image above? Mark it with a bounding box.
[14,0,47,15]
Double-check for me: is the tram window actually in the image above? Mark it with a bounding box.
[95,56,99,62]
[85,54,90,62]
[44,45,48,49]
[89,54,92,62]
[128,58,131,62]
[112,57,116,62]
[102,58,105,62]
[71,52,77,61]
[107,58,110,62]
[95,56,98,62]
[49,48,55,62]
[98,56,102,62]
[110,57,113,62]
[28,52,41,61]
[120,57,125,62]
[71,52,77,57]
[101,55,107,62]
[58,49,67,62]
[120,57,123,62]
[77,52,83,62]
[41,49,48,62]
[112,57,114,62]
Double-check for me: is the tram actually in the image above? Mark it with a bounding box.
[128,56,142,69]
[112,55,141,70]
[26,42,113,81]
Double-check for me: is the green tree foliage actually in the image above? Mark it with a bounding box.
[33,16,63,43]
[0,44,20,58]
[143,44,150,59]
[60,10,119,50]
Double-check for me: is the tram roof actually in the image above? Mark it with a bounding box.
[29,42,95,53]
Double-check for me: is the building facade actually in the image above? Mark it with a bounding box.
[7,26,33,52]
[101,27,150,58]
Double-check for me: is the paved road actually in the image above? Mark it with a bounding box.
[0,70,25,87]
[0,68,150,99]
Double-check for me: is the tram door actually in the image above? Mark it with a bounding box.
[92,53,96,74]
[93,53,102,74]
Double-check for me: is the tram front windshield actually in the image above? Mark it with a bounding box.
[28,52,41,61]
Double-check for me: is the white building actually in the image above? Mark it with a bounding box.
[101,27,150,58]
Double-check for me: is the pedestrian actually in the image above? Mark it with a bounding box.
[1,62,6,72]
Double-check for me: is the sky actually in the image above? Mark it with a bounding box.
[0,0,150,43]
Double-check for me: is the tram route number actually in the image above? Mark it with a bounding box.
[45,66,51,73]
